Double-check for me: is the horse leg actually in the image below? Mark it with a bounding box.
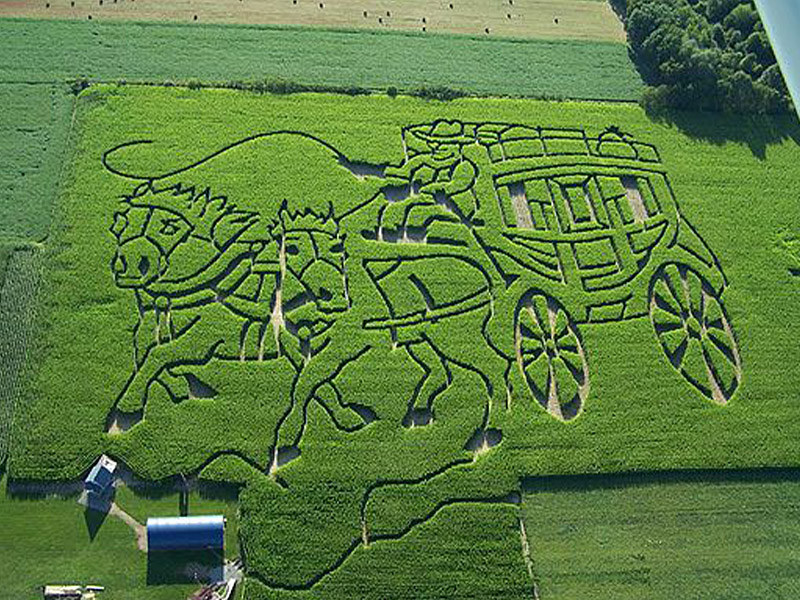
[315,382,372,431]
[273,330,367,458]
[116,317,221,412]
[404,342,449,427]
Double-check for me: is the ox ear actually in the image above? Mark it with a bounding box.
[212,210,259,249]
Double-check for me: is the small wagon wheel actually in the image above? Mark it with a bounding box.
[515,292,589,421]
[649,264,741,404]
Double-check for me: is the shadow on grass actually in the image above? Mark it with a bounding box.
[6,478,83,500]
[522,466,800,494]
[84,504,110,541]
[197,479,242,503]
[147,549,224,585]
[646,108,800,160]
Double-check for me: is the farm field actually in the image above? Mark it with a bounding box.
[0,18,641,101]
[0,84,73,243]
[0,82,74,293]
[0,249,42,467]
[0,0,625,42]
[0,473,240,599]
[522,471,800,599]
[6,83,800,596]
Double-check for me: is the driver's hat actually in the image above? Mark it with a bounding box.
[408,120,477,145]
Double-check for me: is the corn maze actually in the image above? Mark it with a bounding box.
[6,86,800,599]
[87,112,748,590]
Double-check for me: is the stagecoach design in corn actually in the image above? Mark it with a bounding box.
[361,120,742,420]
[106,119,742,441]
[104,119,743,588]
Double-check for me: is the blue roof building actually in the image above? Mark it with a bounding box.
[84,455,117,496]
[146,515,226,552]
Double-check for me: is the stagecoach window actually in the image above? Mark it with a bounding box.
[621,176,648,224]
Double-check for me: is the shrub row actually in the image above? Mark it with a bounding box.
[69,76,475,101]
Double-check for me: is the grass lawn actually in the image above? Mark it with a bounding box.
[0,472,240,600]
[522,471,800,599]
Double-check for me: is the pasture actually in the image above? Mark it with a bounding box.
[522,471,800,599]
[0,0,625,42]
[6,83,800,596]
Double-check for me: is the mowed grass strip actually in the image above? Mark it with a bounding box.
[0,0,625,42]
[0,18,642,100]
[521,471,800,599]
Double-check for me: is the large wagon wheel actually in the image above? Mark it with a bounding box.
[649,264,741,404]
[515,292,589,421]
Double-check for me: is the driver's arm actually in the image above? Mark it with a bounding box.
[384,154,433,180]
[420,159,476,195]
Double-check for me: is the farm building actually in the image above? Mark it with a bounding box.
[147,515,225,552]
[84,455,117,496]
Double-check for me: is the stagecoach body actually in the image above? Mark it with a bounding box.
[474,123,726,323]
[365,122,741,419]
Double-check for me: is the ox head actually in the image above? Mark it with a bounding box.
[110,182,259,295]
[276,205,349,343]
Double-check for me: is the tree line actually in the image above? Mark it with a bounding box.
[621,0,792,113]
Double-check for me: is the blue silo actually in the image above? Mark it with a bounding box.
[146,515,225,552]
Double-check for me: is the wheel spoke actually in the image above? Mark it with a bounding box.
[685,270,705,318]
[662,265,688,312]
[519,306,544,339]
[521,346,544,361]
[652,304,683,332]
[531,296,550,331]
[680,338,711,396]
[703,340,739,400]
[552,358,579,411]
[706,328,736,362]
[523,354,551,403]
[653,278,683,317]
[559,350,585,383]
[552,309,569,340]
[703,297,724,330]
[660,328,689,364]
